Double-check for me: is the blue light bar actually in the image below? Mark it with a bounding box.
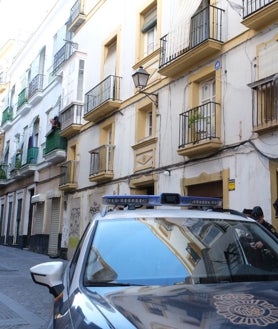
[102,193,222,208]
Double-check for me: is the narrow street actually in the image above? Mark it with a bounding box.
[0,245,67,329]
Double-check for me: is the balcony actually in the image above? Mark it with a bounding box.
[60,102,83,138]
[17,88,31,115]
[59,160,78,191]
[242,0,278,30]
[19,147,39,177]
[178,102,222,158]
[159,5,224,78]
[28,74,44,105]
[17,87,28,107]
[52,42,76,74]
[68,0,86,33]
[249,74,278,133]
[9,152,22,179]
[84,75,121,123]
[44,128,67,164]
[1,106,13,129]
[89,144,115,183]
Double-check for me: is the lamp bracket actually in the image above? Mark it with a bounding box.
[139,90,158,107]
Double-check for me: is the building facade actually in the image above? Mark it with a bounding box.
[0,0,277,259]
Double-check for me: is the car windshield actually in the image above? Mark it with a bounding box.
[83,217,278,286]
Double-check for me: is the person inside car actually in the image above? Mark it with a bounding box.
[251,206,278,239]
[238,206,277,269]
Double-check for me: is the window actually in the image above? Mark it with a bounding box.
[146,110,153,137]
[53,25,68,56]
[132,102,157,174]
[179,66,221,147]
[28,48,45,98]
[200,79,215,104]
[104,38,117,77]
[33,118,40,147]
[141,5,157,57]
[77,59,85,100]
[10,85,15,109]
[3,141,10,165]
[17,72,28,108]
[98,119,115,173]
[100,122,114,145]
[189,0,209,48]
[250,36,278,130]
[15,133,22,152]
[53,26,73,72]
[251,75,278,129]
[136,104,155,142]
[199,79,216,136]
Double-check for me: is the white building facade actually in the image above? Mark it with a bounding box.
[0,0,277,259]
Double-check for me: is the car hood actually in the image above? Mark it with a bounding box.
[85,281,278,329]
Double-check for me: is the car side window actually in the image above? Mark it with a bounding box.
[69,223,90,283]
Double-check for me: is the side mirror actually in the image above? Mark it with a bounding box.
[30,261,64,297]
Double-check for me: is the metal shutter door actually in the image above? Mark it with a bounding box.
[48,198,60,256]
[34,203,44,234]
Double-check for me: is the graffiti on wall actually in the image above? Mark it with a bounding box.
[89,201,100,216]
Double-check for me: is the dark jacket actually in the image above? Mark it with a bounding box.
[261,220,278,238]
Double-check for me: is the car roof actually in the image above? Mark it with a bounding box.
[94,193,254,223]
[95,207,255,222]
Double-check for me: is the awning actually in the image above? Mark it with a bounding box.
[31,194,45,204]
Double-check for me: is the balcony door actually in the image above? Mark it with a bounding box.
[103,39,117,103]
[105,125,113,171]
[199,78,216,136]
[189,0,209,48]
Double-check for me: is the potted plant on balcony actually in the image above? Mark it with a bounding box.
[15,152,22,169]
[188,111,204,127]
[188,111,209,139]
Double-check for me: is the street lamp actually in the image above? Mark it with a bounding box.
[132,66,158,107]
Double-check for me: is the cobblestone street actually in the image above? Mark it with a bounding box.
[0,246,67,329]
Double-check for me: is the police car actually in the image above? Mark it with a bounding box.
[30,193,278,329]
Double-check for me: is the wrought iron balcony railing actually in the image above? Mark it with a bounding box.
[69,0,84,22]
[250,74,278,130]
[26,147,39,164]
[159,5,224,68]
[89,144,115,176]
[52,42,76,73]
[44,128,67,155]
[61,102,83,130]
[67,0,85,32]
[243,0,276,18]
[28,74,44,99]
[84,75,121,114]
[10,152,22,172]
[179,102,219,147]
